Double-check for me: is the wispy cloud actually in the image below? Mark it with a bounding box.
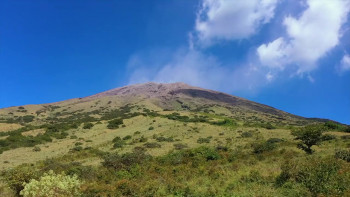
[127,48,270,92]
[339,54,350,72]
[257,0,350,73]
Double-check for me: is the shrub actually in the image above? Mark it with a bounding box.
[241,131,253,138]
[148,126,154,130]
[102,150,152,171]
[291,125,323,154]
[3,164,41,195]
[0,181,15,197]
[70,146,83,152]
[173,143,188,150]
[321,134,336,141]
[143,142,161,148]
[32,146,41,152]
[262,123,276,130]
[276,157,350,196]
[122,135,132,140]
[83,122,94,129]
[20,170,82,197]
[341,135,350,140]
[107,119,123,129]
[156,136,174,142]
[139,136,148,143]
[252,141,276,154]
[112,137,125,148]
[324,121,341,130]
[335,149,350,162]
[197,137,211,144]
[21,115,35,123]
[266,138,283,144]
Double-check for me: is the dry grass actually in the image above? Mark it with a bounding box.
[0,123,22,133]
[22,129,46,137]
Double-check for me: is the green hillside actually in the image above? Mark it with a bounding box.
[0,82,349,196]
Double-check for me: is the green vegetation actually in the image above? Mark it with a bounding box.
[291,125,323,154]
[107,119,123,129]
[0,94,349,196]
[82,122,94,129]
[20,170,81,197]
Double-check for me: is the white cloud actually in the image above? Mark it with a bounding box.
[195,0,278,45]
[340,54,350,72]
[258,0,350,73]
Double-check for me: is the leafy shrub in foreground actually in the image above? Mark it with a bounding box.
[275,157,350,196]
[20,170,82,197]
[2,164,41,195]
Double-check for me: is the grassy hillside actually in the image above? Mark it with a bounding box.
[0,83,349,196]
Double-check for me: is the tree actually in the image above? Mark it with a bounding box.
[291,125,323,154]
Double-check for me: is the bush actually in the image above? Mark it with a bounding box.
[122,135,132,140]
[83,122,94,129]
[341,135,350,140]
[20,170,82,197]
[276,157,350,196]
[335,149,350,162]
[102,150,152,171]
[107,119,123,129]
[0,181,15,197]
[32,146,41,152]
[159,146,220,165]
[321,134,336,141]
[70,146,83,152]
[252,141,276,154]
[143,142,161,148]
[139,136,148,143]
[241,131,253,138]
[262,123,276,130]
[324,121,341,130]
[156,136,174,142]
[3,164,41,195]
[112,136,125,148]
[197,137,211,144]
[266,138,283,144]
[173,143,188,150]
[21,115,35,123]
[148,126,154,130]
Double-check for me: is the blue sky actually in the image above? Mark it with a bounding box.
[1,0,350,124]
